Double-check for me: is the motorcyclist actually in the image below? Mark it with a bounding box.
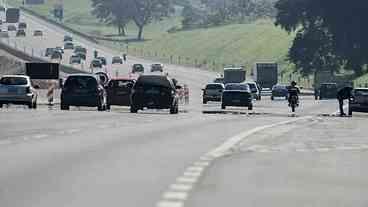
[287,81,301,106]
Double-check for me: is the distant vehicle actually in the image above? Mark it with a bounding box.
[16,29,26,37]
[0,6,5,12]
[221,83,253,110]
[33,30,43,36]
[224,67,246,84]
[97,57,107,65]
[55,46,64,54]
[0,31,9,38]
[132,64,144,74]
[90,59,103,69]
[69,55,82,64]
[271,84,288,100]
[0,75,38,109]
[244,81,261,100]
[130,75,179,114]
[18,22,27,30]
[106,78,136,109]
[315,83,338,100]
[50,51,63,60]
[60,74,107,111]
[202,83,224,104]
[349,88,368,115]
[112,56,123,64]
[6,8,20,23]
[213,77,224,84]
[7,25,16,31]
[64,42,74,50]
[74,46,87,54]
[64,35,73,42]
[45,48,55,57]
[253,62,278,89]
[75,52,86,60]
[151,63,164,72]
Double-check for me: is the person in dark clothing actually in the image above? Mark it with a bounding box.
[337,86,353,116]
[123,54,127,62]
[287,81,301,106]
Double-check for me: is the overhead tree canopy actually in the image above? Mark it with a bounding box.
[275,0,368,76]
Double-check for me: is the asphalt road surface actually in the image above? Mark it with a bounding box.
[0,10,368,207]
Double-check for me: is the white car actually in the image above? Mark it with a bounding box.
[243,81,261,100]
[0,75,38,108]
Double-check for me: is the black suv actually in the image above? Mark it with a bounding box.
[130,75,179,114]
[132,64,145,73]
[61,74,107,111]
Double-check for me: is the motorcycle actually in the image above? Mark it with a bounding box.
[289,95,299,113]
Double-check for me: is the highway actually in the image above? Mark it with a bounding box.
[0,9,368,207]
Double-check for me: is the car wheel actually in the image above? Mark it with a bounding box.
[221,104,226,110]
[203,99,207,104]
[28,102,33,109]
[258,96,261,101]
[271,96,274,100]
[315,96,318,100]
[248,104,253,110]
[61,104,69,110]
[130,105,138,113]
[170,104,177,114]
[32,100,37,109]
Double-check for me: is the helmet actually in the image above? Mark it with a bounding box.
[291,81,297,86]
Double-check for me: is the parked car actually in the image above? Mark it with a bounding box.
[16,29,26,37]
[271,84,289,100]
[244,81,261,100]
[221,83,253,110]
[33,30,43,36]
[202,83,224,104]
[0,75,38,109]
[315,83,338,100]
[348,88,368,115]
[112,56,123,64]
[60,74,107,111]
[130,75,179,114]
[45,48,55,57]
[64,35,73,42]
[90,59,103,69]
[69,55,82,64]
[0,31,9,38]
[132,64,144,74]
[151,63,164,72]
[106,78,135,109]
[64,42,74,50]
[97,57,107,65]
[7,25,16,31]
[74,46,87,54]
[18,22,27,30]
[51,51,63,60]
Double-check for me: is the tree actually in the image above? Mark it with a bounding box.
[129,0,172,40]
[275,0,368,76]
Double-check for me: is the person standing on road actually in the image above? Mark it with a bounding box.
[123,54,127,63]
[337,86,353,117]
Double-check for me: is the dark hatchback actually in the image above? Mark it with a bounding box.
[271,84,288,100]
[130,75,179,114]
[349,88,368,115]
[61,74,107,111]
[221,83,253,110]
[106,78,135,109]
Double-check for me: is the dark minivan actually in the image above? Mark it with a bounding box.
[106,78,135,109]
[130,75,179,114]
[61,74,107,111]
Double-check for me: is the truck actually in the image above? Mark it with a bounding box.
[6,8,20,23]
[253,62,278,89]
[223,67,246,84]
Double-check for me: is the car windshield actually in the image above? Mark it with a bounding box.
[225,84,249,91]
[65,76,97,90]
[355,89,368,96]
[247,83,257,91]
[321,84,337,89]
[206,84,223,90]
[111,80,134,88]
[134,76,172,89]
[0,77,28,85]
[273,85,286,89]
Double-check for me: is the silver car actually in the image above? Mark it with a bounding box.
[0,75,38,108]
